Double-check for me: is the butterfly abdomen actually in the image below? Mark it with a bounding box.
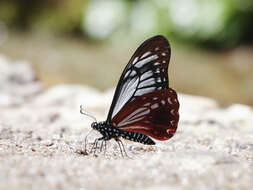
[120,131,155,145]
[93,122,155,145]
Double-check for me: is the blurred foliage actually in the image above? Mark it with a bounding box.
[0,0,87,32]
[0,0,253,48]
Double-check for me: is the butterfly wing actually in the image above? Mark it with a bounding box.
[107,35,171,122]
[111,89,179,140]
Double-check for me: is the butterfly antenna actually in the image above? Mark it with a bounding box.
[80,105,97,153]
[80,105,97,122]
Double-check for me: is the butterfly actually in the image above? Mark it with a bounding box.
[80,35,179,156]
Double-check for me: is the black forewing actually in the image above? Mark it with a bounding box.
[106,35,171,123]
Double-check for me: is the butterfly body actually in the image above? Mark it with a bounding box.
[91,121,155,145]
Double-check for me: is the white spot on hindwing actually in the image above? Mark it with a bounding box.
[143,102,151,106]
[170,120,176,125]
[151,103,159,109]
[170,109,175,115]
[167,129,173,135]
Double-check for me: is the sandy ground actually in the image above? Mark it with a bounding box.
[1,110,253,190]
[1,56,253,190]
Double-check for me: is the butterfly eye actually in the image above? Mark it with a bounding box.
[91,122,97,128]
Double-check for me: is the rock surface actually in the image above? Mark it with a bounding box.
[0,56,253,190]
[0,55,42,106]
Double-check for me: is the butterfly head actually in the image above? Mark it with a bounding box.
[91,121,107,131]
[91,122,98,130]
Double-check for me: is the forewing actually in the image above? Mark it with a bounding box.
[111,89,179,140]
[107,35,171,122]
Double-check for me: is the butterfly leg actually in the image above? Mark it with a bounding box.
[99,140,107,156]
[118,139,129,157]
[83,129,94,154]
[103,141,107,156]
[90,137,107,156]
[90,138,98,154]
[90,137,102,154]
[101,140,108,156]
[115,139,124,157]
[100,140,104,152]
[115,138,128,157]
[100,140,107,153]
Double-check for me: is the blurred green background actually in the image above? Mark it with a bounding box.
[0,0,253,106]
